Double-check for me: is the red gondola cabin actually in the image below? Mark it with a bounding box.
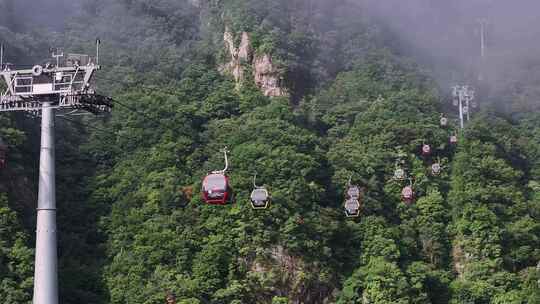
[422,144,431,156]
[202,173,233,205]
[401,186,415,205]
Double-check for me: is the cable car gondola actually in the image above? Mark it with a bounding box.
[346,175,361,199]
[431,162,442,176]
[344,198,360,217]
[202,148,234,205]
[440,113,448,127]
[401,178,415,205]
[0,138,7,169]
[393,158,407,180]
[250,173,270,209]
[431,157,443,176]
[394,166,406,181]
[347,186,360,199]
[421,143,431,156]
[450,134,458,145]
[344,175,362,217]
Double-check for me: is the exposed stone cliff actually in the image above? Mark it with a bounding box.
[220,27,288,97]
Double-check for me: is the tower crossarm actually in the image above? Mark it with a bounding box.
[0,93,112,113]
[0,64,100,99]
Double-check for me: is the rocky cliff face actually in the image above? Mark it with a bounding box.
[253,53,287,97]
[247,245,336,304]
[220,27,288,97]
[220,29,250,86]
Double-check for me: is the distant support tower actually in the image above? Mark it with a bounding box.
[0,40,112,304]
[478,18,488,82]
[452,85,475,129]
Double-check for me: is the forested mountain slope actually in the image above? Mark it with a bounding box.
[0,1,539,303]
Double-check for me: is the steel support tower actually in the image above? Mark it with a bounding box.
[452,85,475,129]
[0,41,112,304]
[478,18,488,82]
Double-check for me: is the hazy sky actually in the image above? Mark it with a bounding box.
[362,0,540,87]
[4,0,540,97]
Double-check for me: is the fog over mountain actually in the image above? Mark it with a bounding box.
[0,1,539,304]
[361,0,540,110]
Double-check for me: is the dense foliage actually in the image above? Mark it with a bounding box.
[0,0,539,303]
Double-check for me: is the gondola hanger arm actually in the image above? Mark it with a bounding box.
[212,147,229,174]
[253,172,262,188]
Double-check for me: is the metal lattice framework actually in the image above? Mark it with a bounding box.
[452,85,475,129]
[0,44,112,114]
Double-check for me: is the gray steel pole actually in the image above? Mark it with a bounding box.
[466,95,470,122]
[478,19,487,82]
[480,21,486,59]
[459,92,464,129]
[33,102,58,304]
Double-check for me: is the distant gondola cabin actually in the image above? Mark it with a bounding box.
[440,116,448,127]
[202,173,233,205]
[344,198,360,217]
[250,188,269,209]
[394,168,406,180]
[422,144,431,156]
[347,186,361,199]
[431,163,442,175]
[401,186,415,204]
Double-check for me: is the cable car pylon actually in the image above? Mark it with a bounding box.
[0,41,111,304]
